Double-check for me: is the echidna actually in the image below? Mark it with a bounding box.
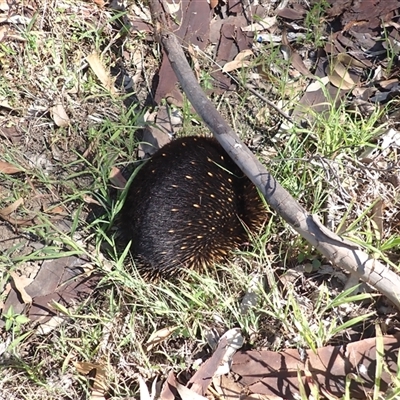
[120,136,266,277]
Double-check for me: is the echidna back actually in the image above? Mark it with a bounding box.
[120,136,265,277]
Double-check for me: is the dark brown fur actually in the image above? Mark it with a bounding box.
[120,136,266,277]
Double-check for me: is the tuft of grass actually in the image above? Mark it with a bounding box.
[303,0,330,48]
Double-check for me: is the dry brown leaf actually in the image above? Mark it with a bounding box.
[337,53,366,69]
[242,16,277,32]
[3,256,97,325]
[10,272,33,304]
[378,78,398,90]
[326,53,364,90]
[232,334,400,397]
[109,166,127,189]
[83,195,103,206]
[0,197,24,216]
[222,49,253,73]
[188,336,229,395]
[0,161,22,174]
[138,116,171,158]
[290,52,312,77]
[51,103,70,127]
[75,362,108,400]
[87,52,116,94]
[43,205,67,215]
[328,60,356,90]
[146,326,178,351]
[235,49,253,62]
[275,3,307,20]
[153,0,211,103]
[281,28,312,77]
[0,213,35,226]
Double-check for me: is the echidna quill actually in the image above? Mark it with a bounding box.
[120,136,267,278]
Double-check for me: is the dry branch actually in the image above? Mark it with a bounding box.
[148,2,400,310]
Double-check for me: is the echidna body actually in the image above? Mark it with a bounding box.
[120,136,266,277]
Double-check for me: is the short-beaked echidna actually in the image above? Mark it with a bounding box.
[120,136,266,277]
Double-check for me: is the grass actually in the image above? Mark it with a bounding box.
[303,0,330,48]
[0,0,399,398]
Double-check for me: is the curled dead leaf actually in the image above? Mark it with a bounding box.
[337,53,366,69]
[235,49,253,62]
[0,198,24,216]
[146,326,178,351]
[10,272,33,304]
[222,49,253,73]
[51,103,70,127]
[327,53,365,90]
[327,59,356,90]
[222,60,250,73]
[43,205,67,215]
[83,195,103,206]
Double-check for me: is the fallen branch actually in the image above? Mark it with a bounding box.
[148,3,400,310]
